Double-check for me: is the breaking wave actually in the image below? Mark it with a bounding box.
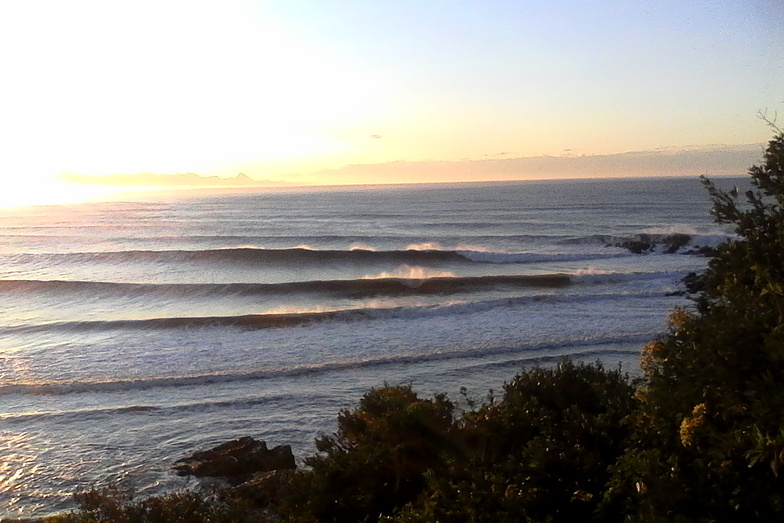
[0,273,572,300]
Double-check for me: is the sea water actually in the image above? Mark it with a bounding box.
[0,177,739,518]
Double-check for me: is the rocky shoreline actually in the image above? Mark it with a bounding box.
[8,438,297,523]
[171,436,298,508]
[609,232,717,256]
[172,437,295,482]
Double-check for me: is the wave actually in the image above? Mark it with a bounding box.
[0,263,695,302]
[2,245,633,268]
[0,332,652,397]
[6,247,468,265]
[0,273,572,300]
[455,250,625,263]
[571,269,689,286]
[0,288,666,336]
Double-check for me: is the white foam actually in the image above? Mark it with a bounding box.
[361,265,456,279]
[405,242,443,251]
[349,243,377,251]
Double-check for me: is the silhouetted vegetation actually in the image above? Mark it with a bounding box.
[392,360,635,522]
[603,128,784,522]
[44,484,259,523]
[46,131,784,522]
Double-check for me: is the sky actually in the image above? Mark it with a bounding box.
[0,0,782,204]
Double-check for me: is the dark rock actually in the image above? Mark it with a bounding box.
[173,437,295,482]
[616,236,653,254]
[662,233,691,254]
[611,233,699,255]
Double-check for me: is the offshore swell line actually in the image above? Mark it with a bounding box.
[0,273,572,298]
[0,243,666,266]
[0,288,668,335]
[0,231,725,270]
[0,332,651,398]
[3,247,468,264]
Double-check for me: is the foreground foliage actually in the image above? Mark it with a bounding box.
[602,130,784,522]
[47,131,784,522]
[392,361,635,522]
[45,485,259,523]
[276,385,457,521]
[47,362,634,523]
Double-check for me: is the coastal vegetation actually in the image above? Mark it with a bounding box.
[45,130,784,522]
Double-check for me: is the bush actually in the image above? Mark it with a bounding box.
[44,485,260,523]
[393,360,635,522]
[605,130,784,521]
[276,384,457,522]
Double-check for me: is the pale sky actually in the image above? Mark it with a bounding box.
[0,0,782,203]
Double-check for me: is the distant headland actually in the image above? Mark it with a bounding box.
[60,172,291,188]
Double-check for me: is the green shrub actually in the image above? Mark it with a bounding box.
[392,360,635,522]
[276,384,457,522]
[605,131,784,521]
[44,485,260,523]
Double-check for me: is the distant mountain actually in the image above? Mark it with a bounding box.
[61,172,290,187]
[305,144,761,185]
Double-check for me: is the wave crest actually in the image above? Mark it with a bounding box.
[0,333,651,397]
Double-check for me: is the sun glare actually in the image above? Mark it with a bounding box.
[0,178,119,209]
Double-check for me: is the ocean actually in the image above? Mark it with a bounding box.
[0,176,738,518]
